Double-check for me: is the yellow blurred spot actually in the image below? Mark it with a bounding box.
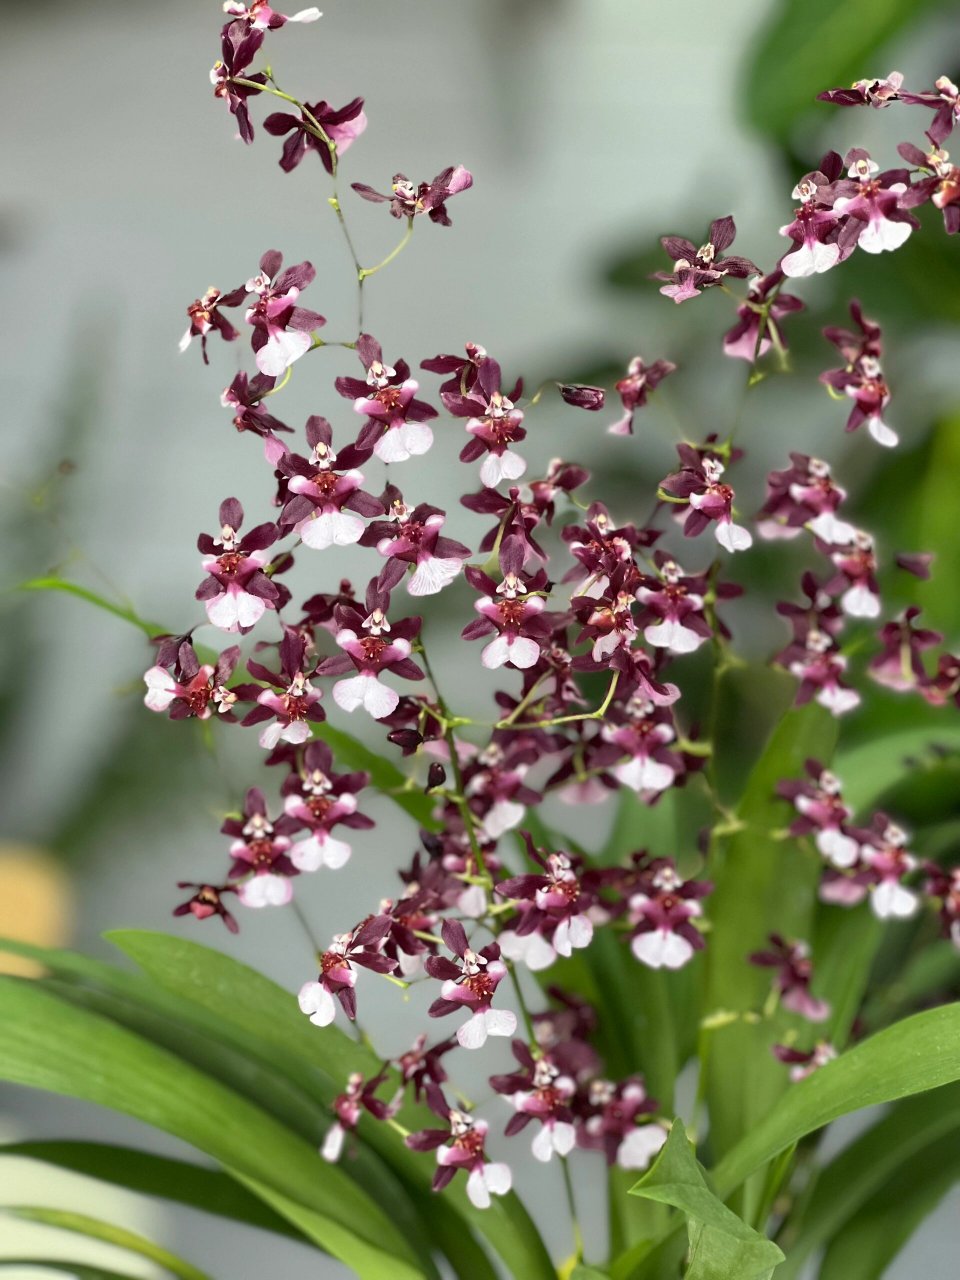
[0,844,72,975]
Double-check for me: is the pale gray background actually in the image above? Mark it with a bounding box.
[1,0,957,1275]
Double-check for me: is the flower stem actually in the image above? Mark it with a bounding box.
[560,1156,584,1262]
[359,218,415,281]
[501,671,619,730]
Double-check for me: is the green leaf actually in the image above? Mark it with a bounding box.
[742,0,943,143]
[106,928,381,1091]
[0,1141,302,1241]
[105,931,550,1280]
[861,939,960,1029]
[834,724,960,814]
[775,1082,960,1278]
[4,1206,211,1280]
[0,977,424,1279]
[816,1128,960,1280]
[703,705,836,1175]
[811,904,883,1048]
[572,1266,612,1279]
[711,1001,960,1200]
[0,1262,144,1279]
[630,1121,785,1279]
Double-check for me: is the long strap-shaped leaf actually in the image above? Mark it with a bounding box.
[106,929,553,1280]
[775,1082,960,1278]
[0,1141,303,1241]
[0,938,470,1280]
[0,1263,144,1279]
[4,1206,211,1280]
[0,976,424,1279]
[613,1003,960,1279]
[711,1001,960,1198]
[815,1130,960,1280]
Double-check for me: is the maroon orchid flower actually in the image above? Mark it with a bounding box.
[179,284,248,362]
[276,415,383,550]
[820,299,897,446]
[359,486,471,597]
[220,370,293,463]
[316,583,424,719]
[222,786,300,907]
[778,760,860,868]
[196,498,280,633]
[749,933,831,1022]
[144,638,241,722]
[173,882,239,933]
[425,919,517,1049]
[655,215,757,303]
[757,453,856,545]
[210,20,267,144]
[462,567,552,671]
[773,1041,837,1081]
[496,834,595,972]
[264,97,366,173]
[607,355,676,434]
[298,914,397,1025]
[576,1077,666,1169]
[817,72,905,110]
[723,269,803,363]
[869,608,941,692]
[240,627,325,749]
[352,165,473,225]
[279,740,374,871]
[337,335,438,464]
[490,1042,577,1162]
[660,444,753,552]
[321,1068,394,1163]
[625,857,711,970]
[244,249,325,377]
[222,2,321,31]
[405,1087,512,1209]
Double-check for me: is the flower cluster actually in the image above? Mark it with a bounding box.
[150,7,960,1215]
[778,759,957,925]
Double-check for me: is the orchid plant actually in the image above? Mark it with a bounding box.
[3,7,960,1280]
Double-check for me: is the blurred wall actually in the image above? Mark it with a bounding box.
[1,1,958,1276]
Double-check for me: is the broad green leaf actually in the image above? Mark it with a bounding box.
[228,1173,433,1280]
[630,1121,784,1279]
[106,928,381,1091]
[742,0,943,142]
[861,939,960,1029]
[571,1266,611,1279]
[915,415,960,634]
[0,977,424,1278]
[835,724,960,813]
[0,1142,301,1241]
[703,705,836,1175]
[775,1083,960,1278]
[609,1232,687,1280]
[711,1001,960,1200]
[811,904,882,1048]
[105,931,551,1280]
[0,1263,143,1279]
[816,1129,960,1280]
[4,1206,210,1280]
[4,947,439,1277]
